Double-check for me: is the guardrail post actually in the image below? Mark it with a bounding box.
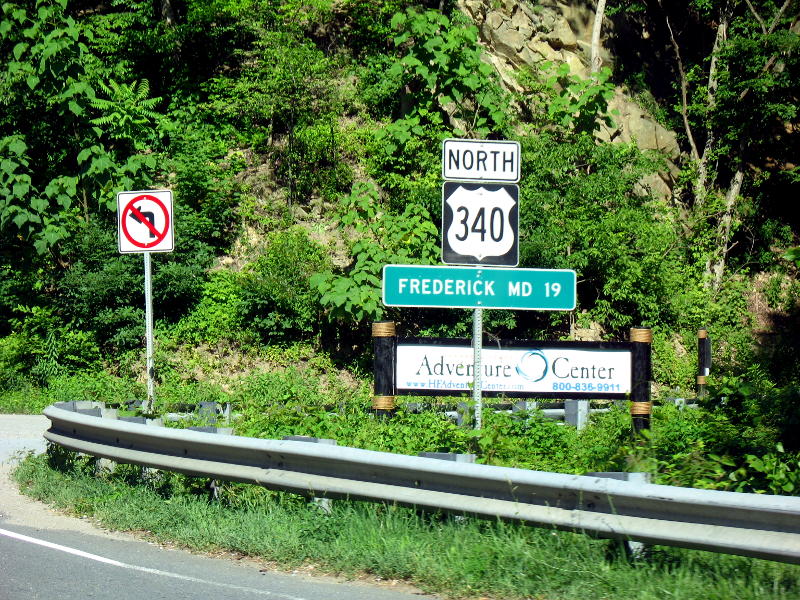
[372,321,396,416]
[564,400,589,430]
[629,327,652,434]
[696,328,711,399]
[588,471,652,558]
[284,436,338,512]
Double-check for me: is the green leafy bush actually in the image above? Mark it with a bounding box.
[173,270,246,345]
[729,444,800,495]
[311,182,438,324]
[518,133,680,335]
[651,329,696,391]
[541,62,618,134]
[56,222,211,353]
[0,334,27,392]
[202,31,336,140]
[240,227,331,343]
[386,8,511,140]
[275,119,354,203]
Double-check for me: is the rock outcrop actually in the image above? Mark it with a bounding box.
[458,0,679,197]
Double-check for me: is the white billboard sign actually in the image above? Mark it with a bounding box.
[396,344,632,395]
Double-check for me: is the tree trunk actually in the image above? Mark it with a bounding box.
[161,0,175,27]
[694,14,728,210]
[590,0,608,74]
[707,159,745,292]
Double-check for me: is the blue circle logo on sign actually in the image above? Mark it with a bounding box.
[516,350,548,382]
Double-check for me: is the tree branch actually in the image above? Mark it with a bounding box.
[738,4,799,102]
[744,0,768,35]
[767,0,793,35]
[657,0,700,162]
[695,12,729,207]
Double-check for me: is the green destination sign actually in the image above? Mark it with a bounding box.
[382,265,576,310]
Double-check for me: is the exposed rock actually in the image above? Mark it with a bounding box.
[457,0,680,197]
[544,15,578,50]
[571,319,605,341]
[600,93,680,161]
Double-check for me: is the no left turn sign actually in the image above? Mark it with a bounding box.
[117,190,175,253]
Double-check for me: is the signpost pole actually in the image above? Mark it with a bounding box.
[144,252,155,413]
[473,307,483,429]
[117,190,175,414]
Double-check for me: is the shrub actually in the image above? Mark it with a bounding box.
[173,270,246,345]
[240,228,331,342]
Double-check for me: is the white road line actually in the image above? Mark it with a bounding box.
[0,527,309,600]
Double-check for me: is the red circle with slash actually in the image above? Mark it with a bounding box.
[121,194,171,249]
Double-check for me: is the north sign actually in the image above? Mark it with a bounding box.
[441,138,520,182]
[382,265,576,310]
[442,182,519,266]
[117,190,174,253]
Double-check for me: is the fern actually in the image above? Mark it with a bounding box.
[89,79,163,149]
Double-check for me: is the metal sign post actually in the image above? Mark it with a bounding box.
[117,190,175,414]
[143,252,155,411]
[442,138,520,428]
[473,307,483,429]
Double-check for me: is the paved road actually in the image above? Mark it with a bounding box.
[0,414,48,462]
[0,415,435,600]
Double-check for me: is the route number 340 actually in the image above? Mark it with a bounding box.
[453,206,505,242]
[442,183,519,266]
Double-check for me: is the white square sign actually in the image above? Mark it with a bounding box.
[117,190,175,253]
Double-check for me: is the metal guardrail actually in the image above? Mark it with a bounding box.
[42,403,800,564]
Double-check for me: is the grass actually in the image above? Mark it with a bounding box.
[12,449,800,600]
[0,373,144,415]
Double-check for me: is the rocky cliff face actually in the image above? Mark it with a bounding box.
[458,0,679,197]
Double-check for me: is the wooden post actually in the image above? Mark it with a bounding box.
[696,328,711,399]
[372,321,396,416]
[630,327,652,434]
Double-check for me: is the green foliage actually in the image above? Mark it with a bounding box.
[650,329,696,390]
[5,304,102,384]
[378,7,511,146]
[337,0,411,56]
[705,372,800,451]
[155,378,230,414]
[785,247,800,267]
[50,221,214,354]
[173,271,245,345]
[202,31,336,139]
[473,409,580,470]
[163,119,240,251]
[240,227,330,342]
[611,0,799,307]
[89,79,166,152]
[275,119,354,204]
[711,444,800,496]
[0,370,142,413]
[311,182,438,324]
[541,62,618,134]
[0,0,162,253]
[519,133,679,334]
[0,334,27,392]
[0,136,78,253]
[763,273,800,312]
